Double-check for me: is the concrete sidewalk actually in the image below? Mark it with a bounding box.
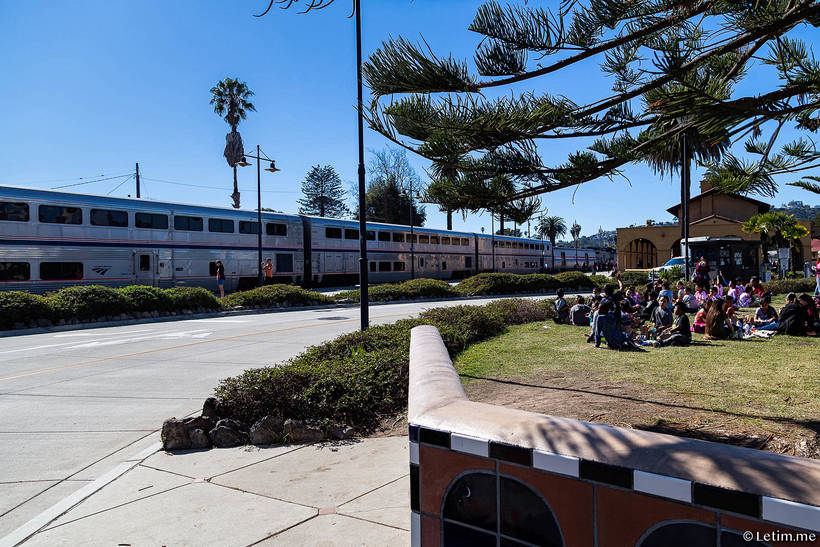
[9,436,409,546]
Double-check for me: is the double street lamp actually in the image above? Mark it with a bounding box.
[236,145,280,287]
[399,189,421,279]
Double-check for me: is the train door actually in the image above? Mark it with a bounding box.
[134,251,158,286]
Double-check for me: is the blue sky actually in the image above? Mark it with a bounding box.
[0,0,816,238]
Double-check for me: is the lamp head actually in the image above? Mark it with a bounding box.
[265,160,280,173]
[236,157,251,167]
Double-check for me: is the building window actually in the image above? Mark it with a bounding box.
[239,221,260,234]
[39,205,82,225]
[266,223,287,236]
[345,229,358,239]
[0,202,29,222]
[135,213,168,230]
[378,231,390,242]
[325,227,342,239]
[208,218,234,233]
[0,262,31,281]
[91,209,128,227]
[174,215,203,231]
[40,262,83,280]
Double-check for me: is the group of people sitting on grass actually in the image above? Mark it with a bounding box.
[552,271,820,350]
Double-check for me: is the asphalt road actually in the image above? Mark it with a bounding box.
[0,296,545,539]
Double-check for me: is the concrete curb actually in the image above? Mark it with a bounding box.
[0,289,586,339]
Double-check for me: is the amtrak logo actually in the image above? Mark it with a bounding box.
[91,266,111,276]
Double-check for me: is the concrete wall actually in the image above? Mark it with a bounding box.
[408,325,820,547]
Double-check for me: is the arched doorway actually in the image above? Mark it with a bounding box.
[624,238,658,269]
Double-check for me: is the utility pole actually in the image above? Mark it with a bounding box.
[355,0,369,330]
[135,163,141,198]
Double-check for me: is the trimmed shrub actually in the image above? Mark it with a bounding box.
[620,271,649,286]
[456,273,560,296]
[165,287,222,310]
[222,284,332,308]
[0,292,53,329]
[119,286,172,312]
[588,274,610,288]
[334,278,459,303]
[46,285,130,321]
[213,299,553,427]
[553,271,595,289]
[762,277,816,295]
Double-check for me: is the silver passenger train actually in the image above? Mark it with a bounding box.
[0,185,599,293]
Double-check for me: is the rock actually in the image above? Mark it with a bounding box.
[189,428,210,449]
[329,424,354,440]
[13,322,25,329]
[202,397,219,419]
[141,311,152,319]
[208,419,248,448]
[37,318,52,327]
[183,415,216,432]
[283,419,325,442]
[120,313,129,320]
[162,418,192,450]
[56,319,66,326]
[249,415,284,445]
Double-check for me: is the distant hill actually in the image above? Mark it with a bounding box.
[772,201,820,221]
[559,230,616,248]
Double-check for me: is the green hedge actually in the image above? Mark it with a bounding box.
[46,285,130,321]
[165,287,222,310]
[222,284,333,308]
[213,299,553,427]
[761,277,816,295]
[334,278,459,303]
[456,273,560,296]
[0,292,54,330]
[119,286,172,312]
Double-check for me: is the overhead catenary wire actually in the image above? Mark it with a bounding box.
[141,176,299,194]
[107,174,135,195]
[51,173,135,190]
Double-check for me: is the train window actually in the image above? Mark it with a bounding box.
[174,215,203,231]
[139,255,150,271]
[392,232,404,242]
[493,241,497,247]
[90,209,128,227]
[408,234,416,243]
[506,242,511,248]
[208,218,234,233]
[393,261,405,271]
[369,261,376,272]
[266,223,287,236]
[39,205,82,225]
[135,212,168,230]
[239,221,260,234]
[209,262,217,276]
[462,238,469,246]
[0,202,30,222]
[419,235,429,244]
[40,262,83,280]
[344,229,358,239]
[378,232,390,242]
[366,230,375,240]
[465,256,472,269]
[378,262,391,272]
[441,237,450,245]
[276,253,294,273]
[0,262,30,281]
[419,258,425,267]
[430,236,439,244]
[442,261,447,270]
[502,261,506,268]
[325,227,342,239]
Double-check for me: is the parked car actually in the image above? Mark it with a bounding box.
[648,256,689,281]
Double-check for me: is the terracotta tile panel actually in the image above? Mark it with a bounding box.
[419,445,494,516]
[421,514,440,547]
[500,463,595,547]
[721,514,817,546]
[596,485,716,547]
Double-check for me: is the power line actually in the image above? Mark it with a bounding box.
[141,176,300,194]
[51,173,135,189]
[107,175,134,195]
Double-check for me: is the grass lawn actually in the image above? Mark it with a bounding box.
[454,302,820,458]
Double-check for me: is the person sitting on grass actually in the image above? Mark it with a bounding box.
[694,286,709,305]
[651,295,673,329]
[570,295,591,327]
[659,282,674,311]
[750,276,766,299]
[692,299,712,334]
[738,285,754,308]
[639,291,660,322]
[676,280,686,301]
[777,293,809,336]
[726,278,741,305]
[708,285,720,302]
[630,285,642,305]
[650,302,692,347]
[681,286,699,312]
[591,275,631,349]
[753,296,779,331]
[704,297,735,340]
[554,288,570,324]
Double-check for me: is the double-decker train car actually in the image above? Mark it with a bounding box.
[0,185,599,293]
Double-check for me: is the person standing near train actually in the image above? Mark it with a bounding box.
[262,257,274,285]
[215,260,225,298]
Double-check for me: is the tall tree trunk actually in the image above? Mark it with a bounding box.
[231,166,240,209]
[446,210,452,231]
[500,214,505,233]
[551,236,556,271]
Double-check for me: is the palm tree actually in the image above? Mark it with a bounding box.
[538,216,567,271]
[210,78,256,208]
[570,221,582,268]
[742,212,809,273]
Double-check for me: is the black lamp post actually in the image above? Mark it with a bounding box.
[400,190,420,279]
[237,145,279,287]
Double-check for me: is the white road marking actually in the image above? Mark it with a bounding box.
[65,329,213,349]
[53,329,155,338]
